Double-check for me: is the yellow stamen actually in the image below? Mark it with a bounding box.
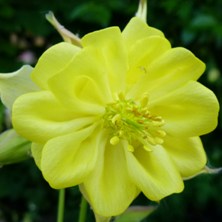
[128,144,135,152]
[143,145,152,152]
[103,93,166,152]
[110,136,120,146]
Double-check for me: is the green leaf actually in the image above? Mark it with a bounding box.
[114,205,157,222]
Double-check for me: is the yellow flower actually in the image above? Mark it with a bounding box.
[11,17,219,217]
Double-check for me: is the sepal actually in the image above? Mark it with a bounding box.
[46,11,82,47]
[136,0,147,22]
[114,205,157,222]
[183,165,222,180]
[0,65,38,110]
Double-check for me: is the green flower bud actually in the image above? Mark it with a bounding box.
[0,129,31,165]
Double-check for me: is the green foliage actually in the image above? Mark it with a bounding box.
[0,0,222,221]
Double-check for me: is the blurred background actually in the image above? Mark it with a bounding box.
[0,0,222,221]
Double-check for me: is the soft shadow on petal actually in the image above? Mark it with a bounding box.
[49,47,112,111]
[126,36,171,87]
[32,42,80,89]
[163,136,207,178]
[125,143,184,201]
[31,143,44,168]
[0,65,38,109]
[82,140,139,217]
[41,124,101,189]
[12,91,97,143]
[122,17,164,51]
[129,47,205,99]
[82,27,128,94]
[150,81,219,137]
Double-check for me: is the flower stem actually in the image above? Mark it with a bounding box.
[78,196,88,222]
[57,189,65,222]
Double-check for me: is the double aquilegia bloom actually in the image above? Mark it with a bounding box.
[7,7,219,218]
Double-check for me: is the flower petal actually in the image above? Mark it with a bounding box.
[126,36,171,86]
[122,17,164,51]
[41,124,101,189]
[48,47,112,111]
[82,140,139,217]
[150,81,219,136]
[0,65,38,109]
[125,143,184,201]
[31,142,43,168]
[32,42,80,89]
[128,47,205,99]
[82,27,128,94]
[12,91,97,143]
[163,136,207,178]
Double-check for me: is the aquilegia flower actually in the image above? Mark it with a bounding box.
[10,14,219,218]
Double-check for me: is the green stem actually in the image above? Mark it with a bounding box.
[57,189,65,222]
[78,196,88,222]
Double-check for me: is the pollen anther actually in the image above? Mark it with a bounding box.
[110,136,120,146]
[128,144,135,152]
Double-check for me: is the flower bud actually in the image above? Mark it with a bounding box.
[0,129,31,165]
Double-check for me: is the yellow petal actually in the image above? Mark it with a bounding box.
[0,65,38,109]
[125,143,184,201]
[94,214,111,222]
[150,81,219,137]
[82,27,127,94]
[79,186,112,222]
[32,42,80,89]
[31,142,44,168]
[41,124,101,189]
[128,47,205,99]
[12,91,97,143]
[122,17,164,51]
[126,36,171,86]
[163,136,207,178]
[48,47,112,111]
[82,141,139,217]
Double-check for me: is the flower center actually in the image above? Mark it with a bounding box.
[103,93,166,152]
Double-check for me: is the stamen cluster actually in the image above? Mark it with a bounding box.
[103,94,166,152]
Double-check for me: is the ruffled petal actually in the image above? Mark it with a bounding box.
[150,81,219,137]
[82,140,139,217]
[126,36,171,86]
[12,91,97,143]
[0,65,38,109]
[122,17,164,51]
[163,136,207,178]
[125,143,184,201]
[128,47,205,99]
[48,47,112,111]
[32,42,80,89]
[41,124,101,189]
[82,27,128,94]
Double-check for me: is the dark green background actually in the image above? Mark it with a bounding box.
[0,0,222,221]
